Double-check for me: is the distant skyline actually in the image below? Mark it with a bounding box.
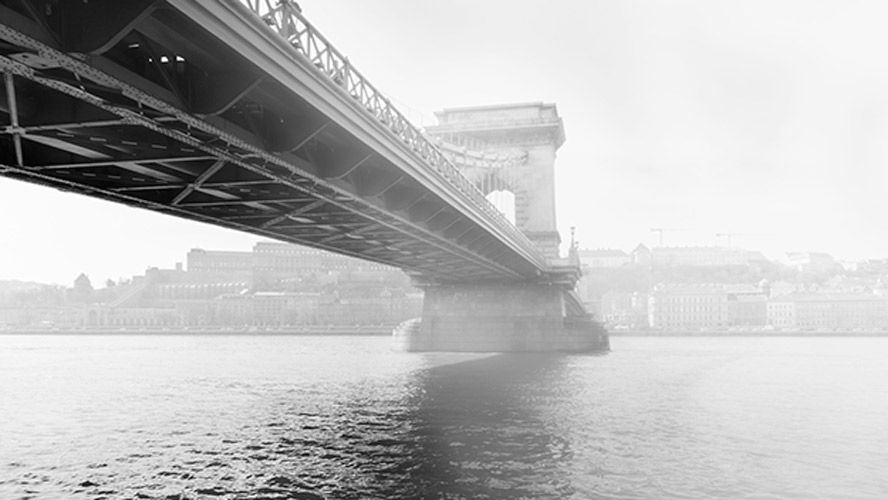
[4,0,888,284]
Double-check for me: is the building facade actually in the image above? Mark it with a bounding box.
[767,293,888,330]
[648,285,730,329]
[579,249,631,269]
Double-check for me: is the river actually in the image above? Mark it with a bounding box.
[1,335,886,499]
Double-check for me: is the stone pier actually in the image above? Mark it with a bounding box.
[392,282,609,352]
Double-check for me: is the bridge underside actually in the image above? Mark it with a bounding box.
[0,0,608,352]
[0,0,548,283]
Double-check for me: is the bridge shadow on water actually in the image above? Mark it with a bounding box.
[390,353,580,499]
[229,352,598,500]
[283,353,593,500]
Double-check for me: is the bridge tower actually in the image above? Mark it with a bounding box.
[426,102,564,261]
[393,103,608,352]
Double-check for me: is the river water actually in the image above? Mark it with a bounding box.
[1,335,886,499]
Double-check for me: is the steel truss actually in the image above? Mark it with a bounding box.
[0,0,558,283]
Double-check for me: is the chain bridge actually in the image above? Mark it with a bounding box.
[0,0,608,351]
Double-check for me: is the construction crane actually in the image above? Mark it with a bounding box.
[650,227,678,247]
[716,232,742,247]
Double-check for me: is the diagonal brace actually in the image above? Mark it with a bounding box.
[261,199,326,228]
[4,72,23,166]
[171,159,226,205]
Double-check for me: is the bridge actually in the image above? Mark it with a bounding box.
[0,0,607,352]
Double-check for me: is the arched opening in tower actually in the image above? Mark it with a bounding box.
[486,189,516,225]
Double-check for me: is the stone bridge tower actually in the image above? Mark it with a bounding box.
[392,102,607,352]
[425,102,565,261]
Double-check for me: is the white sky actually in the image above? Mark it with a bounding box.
[3,0,888,285]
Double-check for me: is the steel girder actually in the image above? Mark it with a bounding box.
[0,0,552,282]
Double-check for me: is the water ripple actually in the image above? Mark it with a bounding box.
[1,336,887,499]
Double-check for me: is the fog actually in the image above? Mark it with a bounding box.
[3,0,888,282]
[2,3,888,498]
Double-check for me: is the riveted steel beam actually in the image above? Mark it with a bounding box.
[0,14,541,280]
[2,119,127,134]
[3,72,23,166]
[171,158,226,205]
[32,155,216,171]
[261,199,326,228]
[178,197,311,208]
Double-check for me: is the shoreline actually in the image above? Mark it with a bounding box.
[0,326,394,336]
[3,327,888,338]
[610,329,888,337]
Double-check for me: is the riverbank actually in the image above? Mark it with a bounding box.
[611,329,888,337]
[0,325,394,336]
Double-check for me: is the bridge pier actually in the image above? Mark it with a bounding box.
[392,282,609,353]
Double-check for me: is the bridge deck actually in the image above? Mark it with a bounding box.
[0,0,552,282]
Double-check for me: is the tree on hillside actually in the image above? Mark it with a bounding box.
[3,284,66,307]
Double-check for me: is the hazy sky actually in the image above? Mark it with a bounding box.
[3,0,888,285]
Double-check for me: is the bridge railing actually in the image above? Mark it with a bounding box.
[238,0,545,265]
[426,130,525,164]
[429,130,491,153]
[429,135,528,169]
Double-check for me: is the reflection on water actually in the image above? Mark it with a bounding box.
[1,335,887,499]
[400,354,577,498]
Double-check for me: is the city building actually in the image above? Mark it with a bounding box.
[784,252,840,273]
[188,241,396,277]
[628,244,767,268]
[578,249,631,268]
[187,248,254,273]
[69,242,418,329]
[647,283,771,330]
[852,259,888,275]
[631,244,652,267]
[599,291,648,328]
[652,246,764,267]
[767,293,888,330]
[766,297,796,329]
[727,291,768,326]
[648,284,730,329]
[11,233,888,332]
